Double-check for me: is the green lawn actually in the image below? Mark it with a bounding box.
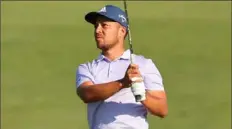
[1,1,231,129]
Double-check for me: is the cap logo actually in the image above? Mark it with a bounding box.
[119,14,126,23]
[98,7,106,12]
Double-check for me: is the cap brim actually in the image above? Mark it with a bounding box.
[85,12,100,24]
[85,12,115,25]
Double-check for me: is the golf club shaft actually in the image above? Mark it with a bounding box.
[123,0,145,102]
[123,0,133,63]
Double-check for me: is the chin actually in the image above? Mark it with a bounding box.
[97,43,110,51]
[97,45,108,51]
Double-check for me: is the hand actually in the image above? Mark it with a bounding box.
[121,64,143,88]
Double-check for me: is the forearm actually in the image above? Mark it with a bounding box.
[141,91,168,118]
[77,80,123,103]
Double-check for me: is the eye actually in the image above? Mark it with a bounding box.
[102,23,109,28]
[94,24,99,29]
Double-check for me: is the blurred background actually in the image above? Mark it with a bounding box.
[1,1,231,129]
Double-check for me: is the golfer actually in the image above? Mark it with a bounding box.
[76,5,168,129]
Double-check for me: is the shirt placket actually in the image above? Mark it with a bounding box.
[108,62,112,78]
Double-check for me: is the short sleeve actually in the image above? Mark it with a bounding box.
[143,59,164,91]
[76,64,95,88]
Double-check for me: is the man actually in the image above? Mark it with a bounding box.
[76,5,168,129]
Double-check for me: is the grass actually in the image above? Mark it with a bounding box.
[1,1,231,129]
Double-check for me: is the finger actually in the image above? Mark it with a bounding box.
[134,79,143,82]
[131,70,139,74]
[130,64,139,69]
[131,69,141,75]
[130,76,143,82]
[128,68,137,74]
[127,68,133,74]
[129,73,142,80]
[129,73,136,79]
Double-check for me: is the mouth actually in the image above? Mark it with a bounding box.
[96,36,104,41]
[95,34,103,38]
[96,35,103,38]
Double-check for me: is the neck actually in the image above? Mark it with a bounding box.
[102,46,125,61]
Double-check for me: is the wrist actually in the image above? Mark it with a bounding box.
[141,92,148,104]
[117,78,126,89]
[116,79,124,90]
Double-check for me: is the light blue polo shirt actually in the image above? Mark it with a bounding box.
[76,49,164,129]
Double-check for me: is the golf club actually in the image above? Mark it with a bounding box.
[123,0,146,102]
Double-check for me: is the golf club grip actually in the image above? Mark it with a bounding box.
[135,95,142,102]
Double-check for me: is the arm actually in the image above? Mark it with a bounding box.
[140,59,168,118]
[77,80,123,103]
[141,90,168,118]
[76,63,126,103]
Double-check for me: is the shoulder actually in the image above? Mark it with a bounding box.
[133,54,156,66]
[76,58,98,72]
[133,54,161,74]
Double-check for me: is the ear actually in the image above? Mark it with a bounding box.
[119,26,127,38]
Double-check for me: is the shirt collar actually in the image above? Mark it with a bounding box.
[96,49,131,62]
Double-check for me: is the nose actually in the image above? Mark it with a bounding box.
[95,24,102,34]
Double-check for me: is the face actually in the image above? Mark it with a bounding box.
[94,16,126,51]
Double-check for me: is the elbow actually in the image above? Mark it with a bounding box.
[76,89,93,103]
[150,107,168,118]
[77,91,102,103]
[156,102,168,118]
[79,95,90,103]
[158,109,168,118]
[158,107,168,118]
[82,95,104,103]
[82,98,91,104]
[78,94,94,103]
